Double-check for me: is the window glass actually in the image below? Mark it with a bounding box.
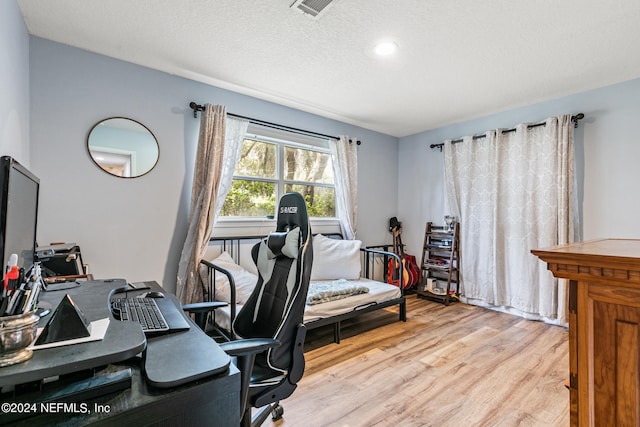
[285,184,335,217]
[235,140,276,178]
[283,147,333,184]
[221,132,336,218]
[221,179,275,217]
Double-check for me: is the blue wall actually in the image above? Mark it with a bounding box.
[398,78,640,255]
[28,37,399,291]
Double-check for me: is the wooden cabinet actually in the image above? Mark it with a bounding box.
[417,221,459,305]
[532,239,640,427]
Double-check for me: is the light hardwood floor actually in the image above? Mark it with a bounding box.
[267,295,569,427]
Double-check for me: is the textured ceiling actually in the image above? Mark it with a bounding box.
[17,0,640,137]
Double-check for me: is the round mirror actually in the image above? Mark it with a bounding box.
[87,117,159,178]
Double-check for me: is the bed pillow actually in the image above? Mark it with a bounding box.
[199,251,258,305]
[310,234,362,280]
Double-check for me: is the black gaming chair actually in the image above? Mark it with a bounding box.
[188,192,313,426]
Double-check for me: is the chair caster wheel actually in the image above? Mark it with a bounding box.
[271,403,284,420]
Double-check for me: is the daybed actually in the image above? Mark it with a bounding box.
[199,234,407,344]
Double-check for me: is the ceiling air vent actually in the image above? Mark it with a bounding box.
[290,0,336,19]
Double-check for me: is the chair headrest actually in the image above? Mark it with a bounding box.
[266,228,300,259]
[275,192,309,242]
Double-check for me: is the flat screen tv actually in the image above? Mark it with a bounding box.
[0,156,40,273]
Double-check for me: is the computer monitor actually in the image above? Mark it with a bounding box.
[0,156,40,273]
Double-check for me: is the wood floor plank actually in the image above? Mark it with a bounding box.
[419,325,501,367]
[266,296,570,427]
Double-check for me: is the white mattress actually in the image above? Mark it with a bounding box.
[304,278,401,322]
[209,278,401,332]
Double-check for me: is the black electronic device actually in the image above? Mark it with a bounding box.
[0,156,40,273]
[143,291,164,298]
[34,294,91,345]
[36,243,84,277]
[111,294,189,335]
[111,297,169,333]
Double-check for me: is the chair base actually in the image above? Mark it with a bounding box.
[244,401,283,427]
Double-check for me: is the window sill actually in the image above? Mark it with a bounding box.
[213,217,341,238]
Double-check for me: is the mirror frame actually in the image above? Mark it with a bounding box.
[87,117,159,178]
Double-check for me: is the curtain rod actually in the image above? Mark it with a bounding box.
[189,102,361,145]
[429,113,584,151]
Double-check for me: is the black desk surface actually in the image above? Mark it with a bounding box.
[0,279,146,387]
[0,279,231,388]
[0,279,238,426]
[138,281,232,388]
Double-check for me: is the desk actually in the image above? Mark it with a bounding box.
[0,279,240,426]
[533,239,640,427]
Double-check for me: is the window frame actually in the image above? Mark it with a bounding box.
[215,128,341,234]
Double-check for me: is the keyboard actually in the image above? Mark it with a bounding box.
[112,297,170,333]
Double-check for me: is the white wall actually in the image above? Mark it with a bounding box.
[398,78,640,256]
[29,38,399,293]
[0,0,30,165]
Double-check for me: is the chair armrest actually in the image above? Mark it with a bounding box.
[220,338,282,418]
[182,301,228,314]
[182,301,228,331]
[219,338,280,358]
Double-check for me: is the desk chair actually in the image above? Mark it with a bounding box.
[185,192,313,426]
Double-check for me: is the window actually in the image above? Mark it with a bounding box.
[221,128,335,218]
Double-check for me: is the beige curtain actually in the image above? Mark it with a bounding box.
[444,114,578,324]
[330,136,358,239]
[176,105,227,305]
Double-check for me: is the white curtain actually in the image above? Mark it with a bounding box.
[176,105,248,304]
[213,117,249,219]
[331,136,358,239]
[443,115,578,323]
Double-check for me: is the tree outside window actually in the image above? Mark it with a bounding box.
[221,136,335,218]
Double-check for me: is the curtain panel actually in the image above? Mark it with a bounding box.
[443,115,578,323]
[331,136,358,240]
[176,105,248,305]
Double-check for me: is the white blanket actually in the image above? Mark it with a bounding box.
[306,279,369,305]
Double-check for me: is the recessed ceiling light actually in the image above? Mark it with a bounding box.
[374,41,398,56]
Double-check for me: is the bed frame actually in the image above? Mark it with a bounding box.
[200,234,407,344]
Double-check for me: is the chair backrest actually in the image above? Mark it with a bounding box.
[232,192,313,372]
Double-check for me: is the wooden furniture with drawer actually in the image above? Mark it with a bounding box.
[532,239,640,427]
